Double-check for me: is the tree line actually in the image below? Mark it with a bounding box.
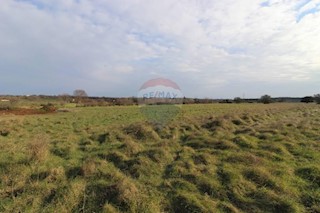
[1,90,319,110]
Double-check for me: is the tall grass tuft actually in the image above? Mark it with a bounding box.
[27,135,50,163]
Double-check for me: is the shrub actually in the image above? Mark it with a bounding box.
[0,99,17,110]
[314,94,320,104]
[301,96,314,103]
[260,95,272,104]
[233,97,243,103]
[40,103,57,112]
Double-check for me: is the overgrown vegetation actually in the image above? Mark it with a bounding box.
[260,95,272,104]
[0,103,319,212]
[301,96,314,103]
[0,99,17,110]
[314,94,320,104]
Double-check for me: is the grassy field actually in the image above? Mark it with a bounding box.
[0,103,319,212]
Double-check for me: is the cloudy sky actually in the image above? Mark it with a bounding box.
[0,0,319,98]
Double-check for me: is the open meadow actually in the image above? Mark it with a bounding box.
[0,103,319,212]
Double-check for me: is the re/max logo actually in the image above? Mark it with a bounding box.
[143,91,178,99]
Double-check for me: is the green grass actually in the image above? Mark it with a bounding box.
[0,103,319,212]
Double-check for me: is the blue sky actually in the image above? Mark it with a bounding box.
[0,0,319,98]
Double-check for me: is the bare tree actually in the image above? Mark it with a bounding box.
[73,89,88,103]
[73,90,88,97]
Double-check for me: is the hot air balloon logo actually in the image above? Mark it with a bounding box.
[138,78,183,125]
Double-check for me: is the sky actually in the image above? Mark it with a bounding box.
[0,0,319,98]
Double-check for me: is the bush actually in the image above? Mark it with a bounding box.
[301,96,314,103]
[40,103,57,112]
[314,94,320,104]
[234,97,243,103]
[0,99,17,110]
[260,95,272,104]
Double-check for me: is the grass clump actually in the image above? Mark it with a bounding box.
[233,135,258,149]
[172,191,212,213]
[247,189,301,213]
[196,176,225,199]
[46,166,66,183]
[27,135,50,163]
[295,166,320,187]
[300,189,320,211]
[1,103,320,212]
[243,168,277,189]
[123,123,159,141]
[0,129,10,137]
[81,158,97,178]
[226,153,262,165]
[121,139,143,156]
[217,202,240,213]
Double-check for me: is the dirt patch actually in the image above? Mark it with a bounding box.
[0,108,55,115]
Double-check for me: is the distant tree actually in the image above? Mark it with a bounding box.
[234,97,242,103]
[194,98,200,104]
[301,96,314,103]
[313,94,320,104]
[219,99,232,104]
[260,95,272,104]
[182,97,195,104]
[73,89,88,97]
[73,89,88,103]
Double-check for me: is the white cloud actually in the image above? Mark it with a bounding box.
[298,0,320,14]
[0,0,319,97]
